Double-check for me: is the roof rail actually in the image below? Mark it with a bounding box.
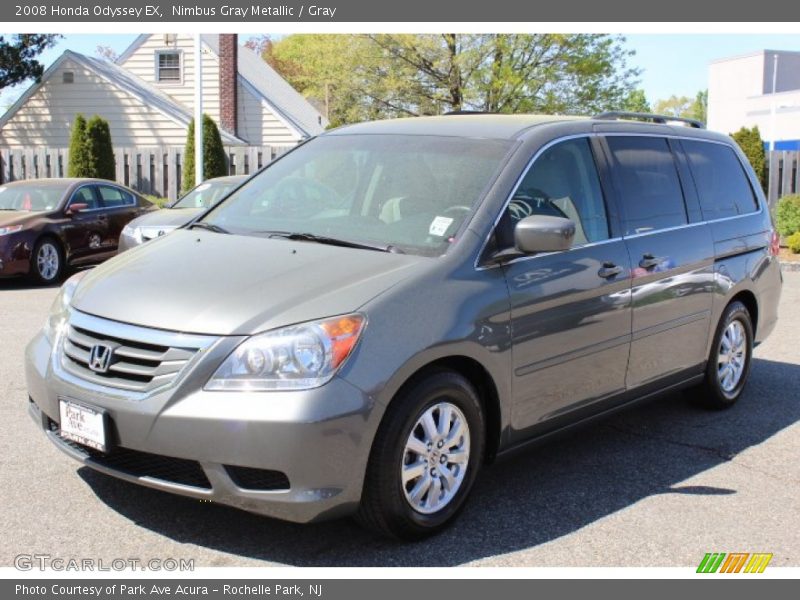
[443,110,494,116]
[593,111,705,129]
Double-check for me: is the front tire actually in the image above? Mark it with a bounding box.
[694,301,754,409]
[30,238,64,285]
[356,370,485,540]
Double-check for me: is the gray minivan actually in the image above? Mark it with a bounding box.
[25,113,782,539]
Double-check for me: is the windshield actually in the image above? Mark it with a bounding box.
[0,182,69,211]
[174,179,242,209]
[201,134,513,256]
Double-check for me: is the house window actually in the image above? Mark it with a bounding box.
[156,51,181,83]
[62,71,74,84]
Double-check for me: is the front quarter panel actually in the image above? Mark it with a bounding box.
[339,243,513,449]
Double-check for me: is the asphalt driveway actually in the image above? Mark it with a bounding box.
[2,272,798,567]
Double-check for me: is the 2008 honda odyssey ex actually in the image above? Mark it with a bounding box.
[26,112,782,539]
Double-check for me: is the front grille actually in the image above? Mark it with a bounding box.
[60,316,208,394]
[49,420,211,489]
[224,465,290,491]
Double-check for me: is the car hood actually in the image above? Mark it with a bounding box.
[71,229,427,336]
[0,211,35,226]
[128,208,202,230]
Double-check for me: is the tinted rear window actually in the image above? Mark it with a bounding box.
[606,136,688,236]
[682,140,759,219]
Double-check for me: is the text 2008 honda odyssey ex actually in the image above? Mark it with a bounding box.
[26,113,782,539]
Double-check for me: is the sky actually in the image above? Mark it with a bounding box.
[2,33,800,110]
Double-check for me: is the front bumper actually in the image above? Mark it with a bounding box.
[0,234,32,277]
[25,326,379,523]
[116,233,140,253]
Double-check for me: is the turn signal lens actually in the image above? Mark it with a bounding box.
[321,315,365,369]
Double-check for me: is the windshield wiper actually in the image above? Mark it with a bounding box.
[261,231,403,253]
[187,221,230,234]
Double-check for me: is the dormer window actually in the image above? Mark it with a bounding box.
[156,50,181,83]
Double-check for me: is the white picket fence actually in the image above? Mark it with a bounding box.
[0,145,295,202]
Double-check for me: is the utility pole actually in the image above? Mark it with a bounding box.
[769,53,779,152]
[194,34,204,185]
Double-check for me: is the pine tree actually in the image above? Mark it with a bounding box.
[67,114,91,178]
[84,115,115,180]
[182,114,228,192]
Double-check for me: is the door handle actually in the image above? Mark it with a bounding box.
[639,253,662,269]
[598,262,623,279]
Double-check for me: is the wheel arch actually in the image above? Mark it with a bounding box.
[729,289,759,337]
[377,355,504,464]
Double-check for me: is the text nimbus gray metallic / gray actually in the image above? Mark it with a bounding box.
[172,4,337,17]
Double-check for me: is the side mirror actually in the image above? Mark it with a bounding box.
[514,215,575,254]
[66,203,89,215]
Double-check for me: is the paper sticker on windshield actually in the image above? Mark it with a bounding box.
[194,183,211,192]
[0,187,6,194]
[429,216,454,237]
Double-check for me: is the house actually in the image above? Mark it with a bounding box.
[708,49,800,150]
[0,33,328,149]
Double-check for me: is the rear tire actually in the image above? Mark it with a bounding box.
[356,370,485,540]
[692,301,754,410]
[30,238,64,285]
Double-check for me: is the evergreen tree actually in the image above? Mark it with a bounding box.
[67,114,91,178]
[731,126,766,191]
[84,115,115,180]
[182,114,228,192]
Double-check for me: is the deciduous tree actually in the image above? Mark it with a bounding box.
[263,34,640,126]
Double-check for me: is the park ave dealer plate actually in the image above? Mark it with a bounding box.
[58,399,107,452]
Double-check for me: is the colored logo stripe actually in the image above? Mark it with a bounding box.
[744,553,773,573]
[697,553,726,573]
[697,552,773,573]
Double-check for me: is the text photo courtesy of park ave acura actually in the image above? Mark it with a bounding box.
[0,12,799,580]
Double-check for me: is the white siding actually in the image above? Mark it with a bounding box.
[118,33,221,124]
[708,50,800,145]
[120,34,303,145]
[237,80,302,145]
[0,58,189,147]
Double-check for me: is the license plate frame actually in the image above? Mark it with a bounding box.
[58,398,109,453]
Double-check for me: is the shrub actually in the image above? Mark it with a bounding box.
[84,115,115,180]
[144,195,170,208]
[776,195,800,237]
[730,126,766,191]
[787,232,800,254]
[182,114,228,193]
[67,114,91,177]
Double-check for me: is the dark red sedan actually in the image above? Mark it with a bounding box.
[0,179,156,284]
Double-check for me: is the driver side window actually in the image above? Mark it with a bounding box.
[496,138,609,250]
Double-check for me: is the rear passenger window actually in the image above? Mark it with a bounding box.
[98,186,135,208]
[682,140,759,219]
[495,138,610,249]
[606,137,687,236]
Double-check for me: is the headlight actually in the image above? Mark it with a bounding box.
[43,271,87,343]
[205,314,365,391]
[0,225,23,236]
[121,224,142,243]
